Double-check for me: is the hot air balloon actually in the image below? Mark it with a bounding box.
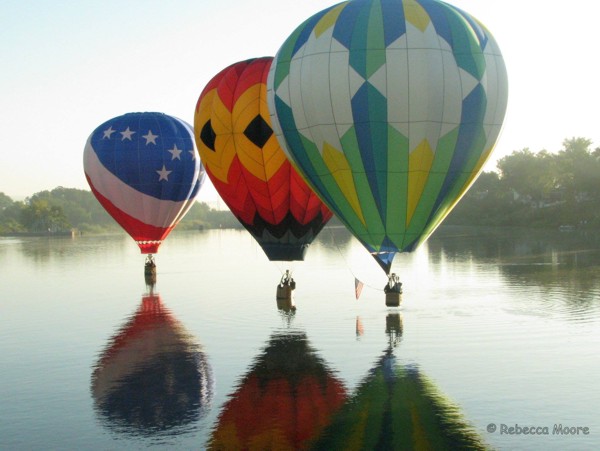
[194,57,333,297]
[267,0,508,291]
[84,112,205,273]
[91,289,214,436]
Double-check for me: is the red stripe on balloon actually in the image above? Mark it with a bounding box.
[86,174,170,253]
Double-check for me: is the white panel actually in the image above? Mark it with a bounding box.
[406,22,445,153]
[385,34,410,138]
[288,42,309,140]
[481,51,509,152]
[439,48,462,138]
[329,39,352,149]
[302,51,335,152]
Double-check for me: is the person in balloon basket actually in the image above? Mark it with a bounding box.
[280,270,296,290]
[384,273,402,294]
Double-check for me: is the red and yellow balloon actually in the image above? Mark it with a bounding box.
[194,57,332,261]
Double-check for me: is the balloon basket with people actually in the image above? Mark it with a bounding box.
[144,254,157,285]
[276,269,296,302]
[384,273,402,307]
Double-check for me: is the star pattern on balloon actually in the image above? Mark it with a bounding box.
[142,130,159,145]
[156,165,172,181]
[120,127,135,141]
[168,144,183,160]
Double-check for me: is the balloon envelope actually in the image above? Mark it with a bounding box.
[268,0,508,272]
[84,112,205,253]
[195,57,333,261]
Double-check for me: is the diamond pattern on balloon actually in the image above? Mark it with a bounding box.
[200,120,216,151]
[244,115,273,148]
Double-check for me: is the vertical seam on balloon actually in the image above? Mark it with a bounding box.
[258,58,283,227]
[221,62,253,223]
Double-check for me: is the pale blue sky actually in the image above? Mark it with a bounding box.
[1,0,598,202]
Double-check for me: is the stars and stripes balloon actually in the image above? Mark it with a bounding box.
[194,57,332,261]
[267,0,508,273]
[84,112,205,254]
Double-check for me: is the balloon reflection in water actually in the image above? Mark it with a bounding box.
[91,289,213,436]
[313,314,487,450]
[208,331,347,450]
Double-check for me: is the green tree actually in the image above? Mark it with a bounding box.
[496,148,558,207]
[0,192,13,209]
[0,201,25,233]
[20,199,71,232]
[445,171,512,226]
[29,187,116,231]
[555,138,599,199]
[552,137,600,225]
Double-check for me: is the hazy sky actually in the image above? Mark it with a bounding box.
[2,0,598,202]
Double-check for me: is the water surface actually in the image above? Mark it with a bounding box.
[1,226,599,450]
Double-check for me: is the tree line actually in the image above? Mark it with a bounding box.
[0,187,241,234]
[1,137,598,234]
[445,137,600,228]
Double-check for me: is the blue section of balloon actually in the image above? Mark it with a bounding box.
[91,112,197,201]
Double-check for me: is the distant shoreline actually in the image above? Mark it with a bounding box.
[0,230,77,237]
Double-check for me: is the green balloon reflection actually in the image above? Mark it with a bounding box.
[311,314,487,450]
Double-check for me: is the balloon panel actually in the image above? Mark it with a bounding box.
[268,0,508,271]
[84,112,204,253]
[195,57,332,261]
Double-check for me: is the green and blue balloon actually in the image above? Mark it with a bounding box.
[268,0,508,273]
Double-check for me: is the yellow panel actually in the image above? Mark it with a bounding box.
[232,85,269,181]
[212,96,237,183]
[195,90,235,184]
[315,3,347,38]
[406,139,434,226]
[403,0,430,32]
[232,85,287,182]
[323,142,366,225]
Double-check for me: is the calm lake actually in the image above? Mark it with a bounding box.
[1,226,599,450]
